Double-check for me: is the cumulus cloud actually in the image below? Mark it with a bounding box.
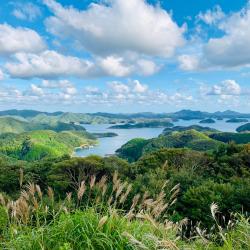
[178,54,199,71]
[196,5,225,25]
[30,84,44,96]
[1,79,193,108]
[98,56,132,77]
[0,69,4,80]
[5,50,94,79]
[208,80,241,96]
[5,50,160,79]
[84,79,193,106]
[43,0,185,57]
[204,5,250,68]
[180,3,250,71]
[12,2,42,21]
[133,80,148,93]
[0,24,46,55]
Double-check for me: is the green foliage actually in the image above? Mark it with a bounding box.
[116,138,148,162]
[162,125,219,135]
[0,117,88,135]
[0,130,96,161]
[117,130,224,161]
[209,132,250,144]
[0,206,8,233]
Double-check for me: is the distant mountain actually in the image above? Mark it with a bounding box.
[171,110,210,120]
[90,112,169,119]
[0,109,250,123]
[0,109,63,118]
[170,109,250,119]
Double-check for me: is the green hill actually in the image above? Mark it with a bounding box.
[0,117,86,134]
[30,112,120,124]
[143,130,223,153]
[162,125,219,135]
[0,130,96,161]
[209,132,250,144]
[237,123,250,132]
[117,129,223,161]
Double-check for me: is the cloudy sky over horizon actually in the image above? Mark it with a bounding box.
[0,0,250,113]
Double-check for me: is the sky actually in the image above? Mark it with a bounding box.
[0,0,250,113]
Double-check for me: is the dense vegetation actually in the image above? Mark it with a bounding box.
[0,110,249,249]
[117,129,224,162]
[0,117,87,134]
[0,142,249,249]
[0,130,96,161]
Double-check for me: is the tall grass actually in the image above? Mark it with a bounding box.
[0,172,248,250]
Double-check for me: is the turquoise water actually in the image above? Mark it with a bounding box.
[75,119,248,157]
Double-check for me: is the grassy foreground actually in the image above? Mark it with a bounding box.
[0,173,249,250]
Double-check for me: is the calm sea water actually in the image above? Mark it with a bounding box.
[75,119,248,157]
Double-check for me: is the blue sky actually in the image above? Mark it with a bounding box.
[0,0,249,113]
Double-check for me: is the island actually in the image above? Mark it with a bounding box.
[226,118,249,123]
[109,120,174,129]
[199,118,216,124]
[92,132,118,138]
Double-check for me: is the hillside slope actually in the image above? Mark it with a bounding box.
[0,130,96,161]
[0,117,86,134]
[117,129,224,162]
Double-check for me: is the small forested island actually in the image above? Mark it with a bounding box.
[109,120,174,129]
[92,132,118,138]
[199,118,216,124]
[226,118,249,123]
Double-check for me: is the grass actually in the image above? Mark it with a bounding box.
[0,173,248,250]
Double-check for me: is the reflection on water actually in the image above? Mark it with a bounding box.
[75,119,248,157]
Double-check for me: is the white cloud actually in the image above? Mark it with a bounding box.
[98,56,132,77]
[43,0,185,57]
[136,59,160,75]
[5,50,160,79]
[30,84,44,96]
[41,80,77,95]
[0,24,46,55]
[178,54,199,71]
[12,2,42,21]
[181,3,250,71]
[5,50,94,79]
[108,82,130,94]
[197,5,225,25]
[0,69,4,80]
[208,80,241,96]
[132,80,148,93]
[204,5,250,68]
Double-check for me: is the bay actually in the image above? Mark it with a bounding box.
[75,119,248,157]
